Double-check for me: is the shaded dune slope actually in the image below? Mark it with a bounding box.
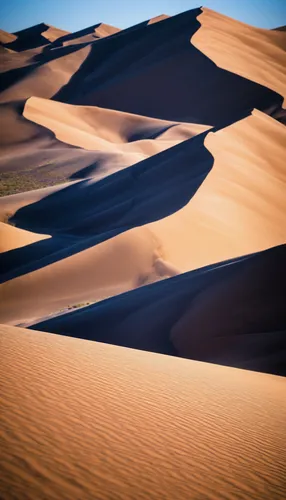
[0,110,285,329]
[1,324,286,500]
[32,244,286,376]
[1,23,69,52]
[55,8,284,125]
[0,97,208,196]
[0,129,213,283]
[24,96,209,152]
[0,7,286,383]
[193,8,286,106]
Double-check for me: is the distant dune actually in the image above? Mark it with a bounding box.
[1,324,286,499]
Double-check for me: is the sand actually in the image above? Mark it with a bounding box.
[193,7,286,106]
[1,109,285,325]
[0,221,50,252]
[1,8,286,498]
[149,109,286,271]
[1,324,286,500]
[24,96,209,153]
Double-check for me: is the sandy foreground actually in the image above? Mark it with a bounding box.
[1,324,286,500]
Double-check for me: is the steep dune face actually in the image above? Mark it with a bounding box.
[149,110,286,271]
[0,222,50,252]
[0,45,92,103]
[48,23,120,47]
[0,110,285,327]
[1,324,286,500]
[32,244,286,376]
[193,7,286,106]
[2,23,69,52]
[0,8,286,375]
[24,96,209,151]
[59,8,283,124]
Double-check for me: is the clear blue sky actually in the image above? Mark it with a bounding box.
[0,0,285,33]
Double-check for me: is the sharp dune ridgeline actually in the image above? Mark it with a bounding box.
[0,5,286,499]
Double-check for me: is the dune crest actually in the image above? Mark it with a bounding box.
[0,221,50,252]
[193,7,286,106]
[23,96,209,153]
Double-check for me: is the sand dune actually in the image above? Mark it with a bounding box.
[0,45,91,103]
[149,109,286,270]
[0,221,50,253]
[0,109,284,326]
[48,23,120,48]
[24,96,209,151]
[1,9,286,496]
[60,8,283,124]
[31,244,286,376]
[193,7,286,106]
[2,23,69,52]
[1,324,286,500]
[0,29,17,45]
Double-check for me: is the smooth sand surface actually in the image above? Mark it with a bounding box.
[0,222,50,252]
[1,110,285,325]
[24,96,209,153]
[193,8,286,106]
[149,109,286,270]
[1,324,286,500]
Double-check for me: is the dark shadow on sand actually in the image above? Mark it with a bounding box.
[54,8,284,125]
[31,245,286,376]
[2,129,214,281]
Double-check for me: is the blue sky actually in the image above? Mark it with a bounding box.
[1,0,285,33]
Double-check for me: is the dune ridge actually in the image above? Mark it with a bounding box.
[1,109,285,327]
[193,7,286,106]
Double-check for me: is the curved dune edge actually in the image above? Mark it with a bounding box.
[0,221,50,253]
[0,44,92,103]
[23,96,210,153]
[0,180,80,223]
[149,109,286,271]
[0,110,285,325]
[193,7,286,107]
[1,324,286,500]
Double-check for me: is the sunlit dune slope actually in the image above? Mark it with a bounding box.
[0,29,17,45]
[1,23,69,52]
[24,96,209,151]
[0,221,50,253]
[193,7,286,106]
[32,244,286,376]
[48,23,120,48]
[1,324,286,500]
[0,110,285,325]
[0,44,91,102]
